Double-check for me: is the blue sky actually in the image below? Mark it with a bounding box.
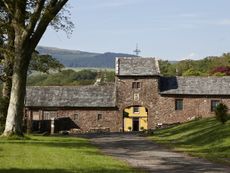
[39,0,230,60]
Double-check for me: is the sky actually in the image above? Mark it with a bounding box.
[39,0,230,61]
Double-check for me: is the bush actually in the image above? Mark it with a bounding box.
[211,66,230,76]
[214,103,229,124]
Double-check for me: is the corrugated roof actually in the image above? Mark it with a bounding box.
[25,85,116,108]
[160,76,230,95]
[116,57,160,76]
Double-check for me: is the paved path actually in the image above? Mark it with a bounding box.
[80,133,230,173]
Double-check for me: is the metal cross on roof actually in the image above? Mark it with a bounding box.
[133,44,141,56]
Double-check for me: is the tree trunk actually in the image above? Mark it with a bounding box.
[2,52,29,137]
[2,79,12,99]
[0,79,11,126]
[0,61,12,129]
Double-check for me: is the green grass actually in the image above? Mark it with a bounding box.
[150,117,230,165]
[0,135,138,173]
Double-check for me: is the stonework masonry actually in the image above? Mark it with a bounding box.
[116,76,160,129]
[25,57,230,133]
[155,96,230,124]
[26,108,120,132]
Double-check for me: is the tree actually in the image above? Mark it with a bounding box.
[182,68,202,76]
[214,103,229,124]
[29,51,64,74]
[1,0,71,136]
[158,60,176,76]
[0,52,64,131]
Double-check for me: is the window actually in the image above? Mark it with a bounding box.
[73,114,79,120]
[175,99,183,110]
[132,82,141,89]
[133,106,140,113]
[97,114,102,120]
[211,100,220,112]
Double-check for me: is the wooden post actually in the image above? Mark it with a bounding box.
[38,110,44,132]
[51,117,55,135]
[27,110,32,134]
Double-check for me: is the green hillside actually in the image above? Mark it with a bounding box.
[37,46,230,77]
[150,117,230,165]
[37,46,136,68]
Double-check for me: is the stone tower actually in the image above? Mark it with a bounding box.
[115,57,161,131]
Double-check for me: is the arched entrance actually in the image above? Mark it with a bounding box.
[123,106,148,132]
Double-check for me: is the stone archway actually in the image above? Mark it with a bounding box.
[123,105,148,132]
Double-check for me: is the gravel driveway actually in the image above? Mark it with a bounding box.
[80,133,230,173]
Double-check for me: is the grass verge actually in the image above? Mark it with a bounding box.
[150,117,230,165]
[0,135,139,173]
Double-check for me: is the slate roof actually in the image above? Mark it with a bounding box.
[116,57,160,76]
[160,76,230,95]
[25,85,116,108]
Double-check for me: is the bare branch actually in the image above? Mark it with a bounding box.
[26,0,46,36]
[30,0,68,50]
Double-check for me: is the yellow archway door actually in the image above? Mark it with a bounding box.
[123,106,148,132]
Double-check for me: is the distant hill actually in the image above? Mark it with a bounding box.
[37,46,136,68]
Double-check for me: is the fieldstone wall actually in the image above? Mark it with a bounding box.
[25,75,230,133]
[26,108,120,132]
[116,76,160,129]
[154,95,230,126]
[116,75,230,130]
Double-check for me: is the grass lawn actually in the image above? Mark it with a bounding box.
[0,135,138,173]
[150,117,230,165]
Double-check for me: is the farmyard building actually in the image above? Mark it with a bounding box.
[25,57,230,133]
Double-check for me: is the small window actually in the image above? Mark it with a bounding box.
[132,82,141,89]
[211,100,220,112]
[133,106,140,113]
[175,99,183,110]
[97,114,102,120]
[73,114,79,120]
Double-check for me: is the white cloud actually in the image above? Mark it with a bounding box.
[180,53,201,60]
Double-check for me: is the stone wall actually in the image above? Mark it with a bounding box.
[25,75,230,133]
[153,95,230,126]
[26,108,120,132]
[116,75,230,130]
[116,76,160,129]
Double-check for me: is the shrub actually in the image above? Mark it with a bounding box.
[211,66,230,76]
[214,103,229,124]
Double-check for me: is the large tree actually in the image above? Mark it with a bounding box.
[1,0,70,136]
[0,52,64,131]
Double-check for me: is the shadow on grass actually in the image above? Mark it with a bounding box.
[0,168,136,173]
[153,118,230,147]
[0,137,102,156]
[0,141,92,149]
[155,118,217,138]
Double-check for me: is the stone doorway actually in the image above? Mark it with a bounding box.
[123,106,148,132]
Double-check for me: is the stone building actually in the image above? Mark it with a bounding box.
[25,57,230,133]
